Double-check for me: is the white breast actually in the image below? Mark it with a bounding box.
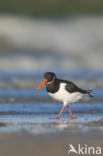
[48,83,84,105]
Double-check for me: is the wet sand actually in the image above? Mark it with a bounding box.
[0,128,103,156]
[0,118,103,156]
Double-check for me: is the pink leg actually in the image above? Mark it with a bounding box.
[67,105,76,119]
[56,106,65,119]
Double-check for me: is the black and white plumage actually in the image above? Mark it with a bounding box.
[37,72,93,119]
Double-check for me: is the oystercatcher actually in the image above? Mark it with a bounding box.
[37,72,93,119]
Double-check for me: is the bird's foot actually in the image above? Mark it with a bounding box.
[55,116,60,119]
[70,115,76,119]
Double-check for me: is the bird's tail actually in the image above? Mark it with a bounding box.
[85,90,93,97]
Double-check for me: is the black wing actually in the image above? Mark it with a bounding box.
[59,79,87,94]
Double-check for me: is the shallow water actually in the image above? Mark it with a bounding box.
[0,83,103,134]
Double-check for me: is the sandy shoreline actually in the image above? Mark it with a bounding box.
[0,128,102,156]
[0,118,103,156]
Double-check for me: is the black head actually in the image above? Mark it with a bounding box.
[44,72,56,82]
[37,72,56,90]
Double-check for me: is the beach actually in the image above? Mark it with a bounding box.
[0,125,103,156]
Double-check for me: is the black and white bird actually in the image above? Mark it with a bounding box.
[37,72,93,119]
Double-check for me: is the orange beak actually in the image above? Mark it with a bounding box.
[37,79,47,90]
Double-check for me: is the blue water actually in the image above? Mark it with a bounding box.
[0,86,102,133]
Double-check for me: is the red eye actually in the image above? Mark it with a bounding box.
[48,74,51,78]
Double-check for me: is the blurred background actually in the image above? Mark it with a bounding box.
[0,0,103,89]
[0,0,103,86]
[0,0,103,133]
